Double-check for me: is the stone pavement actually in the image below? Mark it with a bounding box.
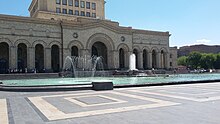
[1,82,220,124]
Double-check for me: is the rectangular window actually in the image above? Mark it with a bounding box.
[69,9,73,15]
[62,0,67,5]
[92,3,96,10]
[56,8,61,13]
[63,9,67,14]
[81,11,85,16]
[81,1,85,8]
[92,13,96,18]
[75,10,79,15]
[68,0,73,6]
[86,12,90,17]
[86,2,90,9]
[170,62,173,67]
[56,0,61,4]
[75,0,79,7]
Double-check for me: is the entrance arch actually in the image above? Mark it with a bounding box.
[87,33,115,69]
[17,43,27,72]
[92,42,108,68]
[0,42,9,73]
[35,44,44,72]
[51,45,60,72]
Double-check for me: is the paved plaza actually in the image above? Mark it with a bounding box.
[1,83,220,124]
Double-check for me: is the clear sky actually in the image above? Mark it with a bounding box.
[0,0,219,47]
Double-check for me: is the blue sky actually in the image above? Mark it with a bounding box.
[0,0,219,47]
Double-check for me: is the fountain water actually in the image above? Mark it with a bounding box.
[62,56,104,77]
[129,54,137,71]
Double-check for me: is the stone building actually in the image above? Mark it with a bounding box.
[0,0,177,73]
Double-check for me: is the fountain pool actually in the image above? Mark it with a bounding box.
[1,73,220,87]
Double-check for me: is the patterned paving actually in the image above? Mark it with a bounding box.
[0,99,8,124]
[1,82,220,123]
[28,91,179,121]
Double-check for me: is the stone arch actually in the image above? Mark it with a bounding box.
[151,47,159,53]
[0,38,13,47]
[86,33,115,69]
[117,43,129,52]
[142,46,150,52]
[0,42,9,73]
[160,47,168,69]
[133,45,141,53]
[48,40,62,48]
[14,39,31,48]
[86,33,115,51]
[117,43,130,69]
[68,40,84,57]
[68,40,84,50]
[32,40,47,47]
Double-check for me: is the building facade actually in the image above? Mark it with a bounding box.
[0,0,177,73]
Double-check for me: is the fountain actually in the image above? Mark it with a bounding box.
[129,54,137,71]
[62,56,104,78]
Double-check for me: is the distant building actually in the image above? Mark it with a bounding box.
[178,44,220,57]
[0,0,177,74]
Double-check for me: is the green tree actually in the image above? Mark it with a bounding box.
[214,53,220,69]
[200,53,216,69]
[177,56,188,66]
[187,52,202,69]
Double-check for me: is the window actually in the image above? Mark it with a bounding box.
[75,10,79,15]
[62,0,67,5]
[75,0,79,7]
[56,8,61,13]
[92,13,96,18]
[68,0,73,6]
[81,11,85,16]
[86,12,90,17]
[56,0,61,4]
[69,9,73,15]
[63,9,67,14]
[86,2,90,9]
[170,62,173,67]
[92,3,96,10]
[81,1,85,8]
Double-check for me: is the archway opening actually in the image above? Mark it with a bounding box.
[35,44,44,72]
[133,49,138,69]
[0,42,9,74]
[71,46,79,57]
[119,48,125,69]
[143,49,148,70]
[92,42,108,69]
[152,50,157,68]
[17,43,27,72]
[51,45,60,72]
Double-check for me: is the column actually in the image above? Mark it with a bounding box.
[156,52,161,69]
[9,46,17,69]
[62,48,70,69]
[27,47,35,70]
[165,53,169,69]
[113,50,119,69]
[148,52,152,69]
[45,48,51,70]
[138,52,143,69]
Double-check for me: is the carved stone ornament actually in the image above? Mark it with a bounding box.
[121,36,125,42]
[73,32,78,38]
